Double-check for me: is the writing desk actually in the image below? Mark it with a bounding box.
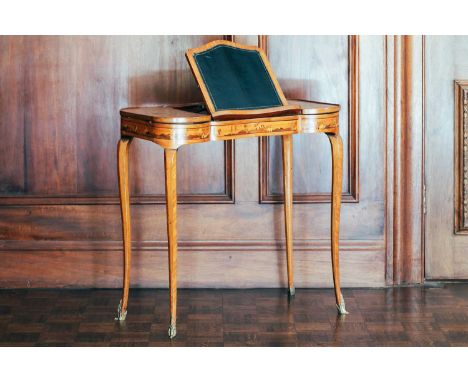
[116,40,347,339]
[116,99,347,338]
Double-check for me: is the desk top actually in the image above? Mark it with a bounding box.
[120,100,340,125]
[120,99,340,149]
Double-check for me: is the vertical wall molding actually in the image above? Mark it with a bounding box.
[385,35,424,284]
[454,81,468,234]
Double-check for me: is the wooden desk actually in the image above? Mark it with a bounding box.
[116,99,347,338]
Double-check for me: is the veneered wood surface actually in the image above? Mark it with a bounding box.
[120,99,335,125]
[290,99,341,115]
[164,149,179,332]
[328,133,344,305]
[120,102,340,150]
[282,135,294,292]
[121,106,211,124]
[117,138,132,316]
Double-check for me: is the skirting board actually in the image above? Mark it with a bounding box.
[0,240,385,288]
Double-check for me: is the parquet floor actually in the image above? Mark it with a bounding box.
[0,284,467,346]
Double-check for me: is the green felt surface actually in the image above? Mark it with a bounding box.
[193,45,284,111]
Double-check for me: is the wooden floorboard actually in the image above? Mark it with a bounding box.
[0,284,467,346]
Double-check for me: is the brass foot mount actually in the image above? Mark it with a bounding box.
[336,294,349,315]
[168,321,177,339]
[115,300,128,321]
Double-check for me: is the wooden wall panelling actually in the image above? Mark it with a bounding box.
[0,35,234,205]
[125,35,233,204]
[259,35,359,203]
[0,35,390,288]
[0,202,386,243]
[425,36,468,279]
[0,244,385,288]
[26,36,79,195]
[0,37,25,194]
[0,200,387,288]
[231,35,262,203]
[76,36,127,195]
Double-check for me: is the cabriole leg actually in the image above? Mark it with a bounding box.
[116,137,133,321]
[327,133,348,315]
[282,134,295,296]
[164,148,178,338]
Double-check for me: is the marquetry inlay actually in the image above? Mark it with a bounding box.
[212,118,298,139]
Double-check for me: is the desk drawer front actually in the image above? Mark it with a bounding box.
[212,119,298,140]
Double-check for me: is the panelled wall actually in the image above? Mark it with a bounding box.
[0,35,423,288]
[425,36,468,279]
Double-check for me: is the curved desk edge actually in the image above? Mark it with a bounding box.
[120,100,340,149]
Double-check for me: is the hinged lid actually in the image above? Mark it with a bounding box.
[186,40,301,121]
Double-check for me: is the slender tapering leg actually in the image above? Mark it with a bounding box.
[164,148,178,338]
[116,137,133,321]
[282,134,295,296]
[327,132,348,315]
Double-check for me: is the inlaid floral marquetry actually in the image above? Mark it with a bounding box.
[455,81,468,233]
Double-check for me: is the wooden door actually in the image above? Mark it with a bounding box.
[425,36,468,279]
[0,35,390,288]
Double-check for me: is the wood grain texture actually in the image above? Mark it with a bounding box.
[385,36,424,285]
[260,35,359,203]
[0,37,25,194]
[0,244,384,289]
[26,37,78,195]
[281,135,294,293]
[76,37,127,195]
[121,106,211,124]
[164,149,178,336]
[117,138,132,317]
[120,101,338,149]
[425,36,468,279]
[327,133,345,306]
[0,35,233,205]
